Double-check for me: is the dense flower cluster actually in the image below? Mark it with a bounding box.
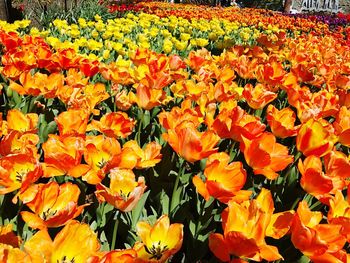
[0,2,350,262]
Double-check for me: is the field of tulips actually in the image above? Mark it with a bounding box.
[1,2,350,262]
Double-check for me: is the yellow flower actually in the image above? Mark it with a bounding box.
[70,29,80,38]
[46,36,61,48]
[113,42,124,52]
[102,50,110,60]
[91,29,99,39]
[208,32,217,41]
[180,33,191,42]
[195,38,209,47]
[140,41,150,49]
[24,220,100,262]
[134,215,183,262]
[161,29,172,38]
[78,18,87,28]
[150,27,159,37]
[102,31,112,40]
[14,19,31,28]
[30,27,40,36]
[95,22,105,32]
[113,31,124,39]
[175,40,187,51]
[87,39,103,51]
[163,39,173,54]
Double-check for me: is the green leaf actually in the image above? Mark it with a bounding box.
[160,190,170,215]
[131,190,150,230]
[296,255,311,263]
[189,220,196,237]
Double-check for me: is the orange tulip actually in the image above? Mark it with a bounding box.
[79,58,99,77]
[242,83,277,110]
[0,154,42,195]
[169,54,188,81]
[100,61,135,86]
[211,105,265,142]
[54,48,81,69]
[115,90,134,111]
[121,140,162,169]
[328,190,350,242]
[240,133,293,180]
[186,48,211,71]
[65,68,89,88]
[298,156,344,202]
[0,112,7,137]
[134,214,183,262]
[233,55,258,79]
[296,118,338,157]
[209,188,294,262]
[212,80,242,103]
[9,71,64,98]
[295,90,339,123]
[163,121,220,163]
[142,68,172,92]
[98,249,137,263]
[158,99,202,130]
[333,106,350,147]
[256,60,285,86]
[24,220,100,263]
[0,223,27,261]
[283,84,311,109]
[0,244,28,263]
[87,112,135,138]
[42,135,84,177]
[19,181,87,229]
[95,168,146,212]
[192,152,250,203]
[57,83,109,115]
[0,130,39,158]
[324,149,350,180]
[266,105,299,138]
[69,135,122,184]
[6,109,38,133]
[291,201,347,262]
[130,84,171,110]
[55,109,89,137]
[0,224,21,248]
[0,30,21,51]
[291,64,315,84]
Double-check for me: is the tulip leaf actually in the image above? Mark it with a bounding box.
[12,90,22,107]
[296,255,311,263]
[100,231,109,251]
[160,190,170,215]
[142,109,150,127]
[189,220,196,237]
[96,203,114,228]
[131,190,150,229]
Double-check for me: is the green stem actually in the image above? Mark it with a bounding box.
[170,158,185,213]
[113,94,116,112]
[291,197,301,210]
[111,216,119,250]
[194,199,206,239]
[170,173,180,214]
[136,109,144,145]
[0,195,5,226]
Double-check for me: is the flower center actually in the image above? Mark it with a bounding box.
[41,209,58,220]
[97,157,107,169]
[58,255,76,263]
[145,241,168,260]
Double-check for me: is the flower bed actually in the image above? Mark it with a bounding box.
[0,2,350,262]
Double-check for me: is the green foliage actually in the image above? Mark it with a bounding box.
[21,0,116,28]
